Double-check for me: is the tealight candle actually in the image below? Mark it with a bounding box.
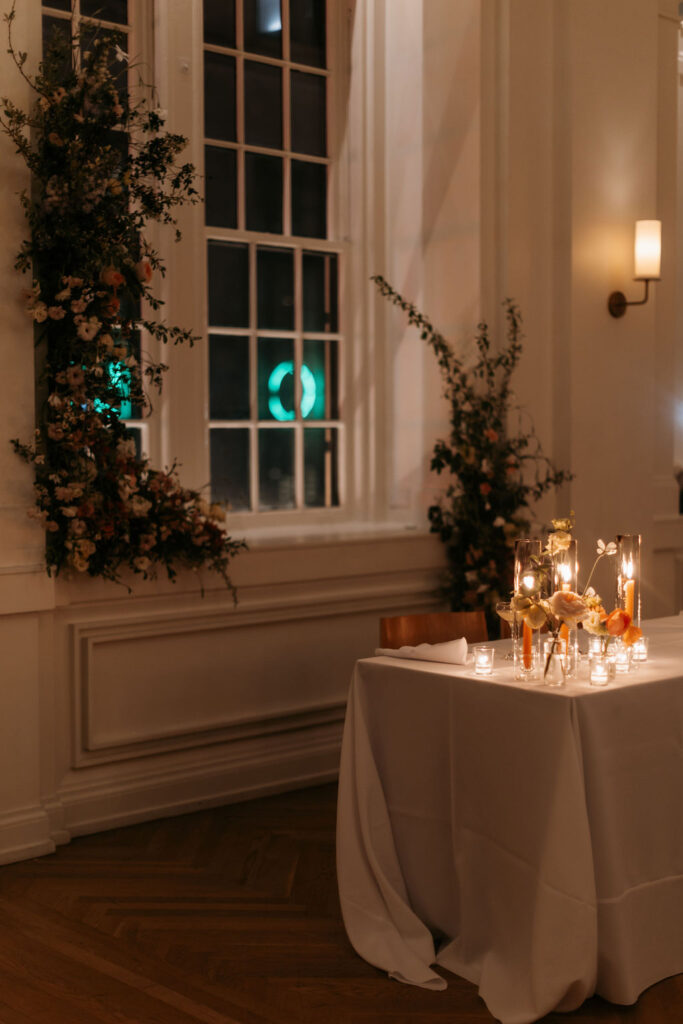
[587,634,604,655]
[590,654,610,687]
[632,636,649,663]
[474,645,494,676]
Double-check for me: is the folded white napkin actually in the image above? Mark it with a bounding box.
[374,637,468,665]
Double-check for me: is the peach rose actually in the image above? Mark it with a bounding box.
[99,267,125,288]
[134,260,153,283]
[605,607,631,637]
[548,590,589,624]
[621,623,643,646]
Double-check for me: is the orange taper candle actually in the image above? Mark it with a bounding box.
[625,578,635,621]
[523,619,532,669]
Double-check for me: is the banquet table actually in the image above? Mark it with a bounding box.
[336,615,683,1024]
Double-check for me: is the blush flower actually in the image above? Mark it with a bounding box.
[548,590,589,624]
[134,259,153,283]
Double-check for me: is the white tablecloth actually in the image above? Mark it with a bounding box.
[336,616,683,1024]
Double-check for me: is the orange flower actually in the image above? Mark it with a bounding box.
[605,607,631,637]
[479,482,492,495]
[621,623,643,646]
[103,294,121,318]
[100,266,125,288]
[484,428,499,443]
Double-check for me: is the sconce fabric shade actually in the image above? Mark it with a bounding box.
[634,220,661,280]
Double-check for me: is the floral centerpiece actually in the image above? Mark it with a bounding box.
[372,276,571,634]
[512,517,643,680]
[0,9,245,591]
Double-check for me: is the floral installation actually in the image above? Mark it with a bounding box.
[512,517,643,678]
[0,9,245,589]
[372,276,571,632]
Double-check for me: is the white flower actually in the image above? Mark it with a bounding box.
[77,317,101,341]
[493,516,506,528]
[596,539,617,556]
[128,495,152,518]
[114,44,129,62]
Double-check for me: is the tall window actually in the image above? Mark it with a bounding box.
[203,0,342,513]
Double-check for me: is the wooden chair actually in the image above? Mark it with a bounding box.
[379,610,488,649]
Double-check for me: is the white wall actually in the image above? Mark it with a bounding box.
[483,0,683,617]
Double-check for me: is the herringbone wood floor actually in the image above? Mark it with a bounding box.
[0,783,680,1023]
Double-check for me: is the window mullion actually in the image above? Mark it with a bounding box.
[249,242,258,510]
[294,246,304,508]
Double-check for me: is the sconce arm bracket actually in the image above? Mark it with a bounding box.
[608,279,651,318]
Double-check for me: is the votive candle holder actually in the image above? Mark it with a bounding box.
[474,645,495,676]
[589,654,611,687]
[632,636,649,663]
[613,641,632,674]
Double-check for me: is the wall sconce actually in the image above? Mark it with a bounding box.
[607,219,661,318]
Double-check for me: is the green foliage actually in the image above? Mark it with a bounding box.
[372,275,572,629]
[1,6,245,589]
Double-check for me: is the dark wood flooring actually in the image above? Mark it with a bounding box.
[0,783,680,1023]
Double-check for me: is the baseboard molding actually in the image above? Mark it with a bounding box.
[0,806,56,866]
[54,719,343,844]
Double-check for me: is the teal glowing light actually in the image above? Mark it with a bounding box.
[268,361,318,421]
[93,360,132,419]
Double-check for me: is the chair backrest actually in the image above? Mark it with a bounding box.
[379,610,488,649]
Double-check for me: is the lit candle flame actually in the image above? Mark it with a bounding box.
[522,573,535,591]
[623,558,634,580]
[559,564,572,584]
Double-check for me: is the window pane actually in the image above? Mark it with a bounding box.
[304,428,339,507]
[290,0,326,67]
[244,61,282,149]
[245,152,283,233]
[125,426,142,459]
[291,160,326,238]
[210,335,250,420]
[303,251,337,332]
[204,52,236,141]
[43,0,70,11]
[208,242,249,327]
[42,15,72,79]
[257,247,294,329]
[81,0,127,23]
[205,145,237,228]
[291,71,326,156]
[244,0,282,58]
[211,429,250,509]
[257,338,294,420]
[203,0,235,47]
[259,429,294,509]
[79,27,128,96]
[303,339,338,420]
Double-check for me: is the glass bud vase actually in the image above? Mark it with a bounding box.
[514,621,542,682]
